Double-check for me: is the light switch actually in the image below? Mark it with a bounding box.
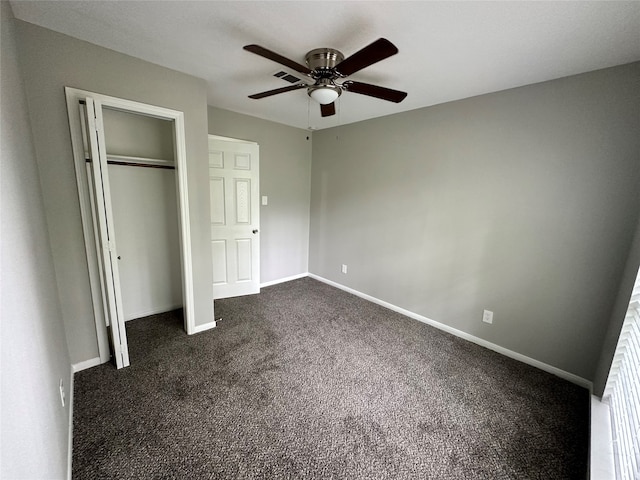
[261,196,268,206]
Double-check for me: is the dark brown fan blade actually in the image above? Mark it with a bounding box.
[343,81,407,103]
[320,102,336,117]
[335,38,398,76]
[248,84,307,99]
[244,44,312,75]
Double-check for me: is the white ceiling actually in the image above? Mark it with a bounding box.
[10,1,640,130]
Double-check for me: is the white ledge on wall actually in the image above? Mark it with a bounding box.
[260,272,309,289]
[590,395,615,480]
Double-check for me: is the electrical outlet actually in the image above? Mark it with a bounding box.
[482,310,494,324]
[341,264,348,274]
[59,379,65,407]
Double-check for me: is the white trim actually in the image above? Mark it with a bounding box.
[124,304,184,322]
[66,98,110,364]
[72,357,102,373]
[309,273,593,390]
[260,272,309,288]
[66,367,74,480]
[192,320,217,333]
[208,134,258,145]
[174,112,196,335]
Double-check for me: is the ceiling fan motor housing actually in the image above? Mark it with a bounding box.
[305,48,345,103]
[305,48,345,77]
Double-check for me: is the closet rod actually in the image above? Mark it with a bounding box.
[85,158,175,170]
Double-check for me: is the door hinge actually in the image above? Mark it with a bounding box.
[108,240,116,252]
[94,111,104,133]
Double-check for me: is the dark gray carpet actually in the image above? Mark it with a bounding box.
[72,277,589,479]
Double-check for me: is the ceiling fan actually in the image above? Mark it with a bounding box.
[243,38,407,117]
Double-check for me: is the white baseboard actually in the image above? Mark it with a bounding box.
[192,320,217,334]
[308,273,593,390]
[72,356,102,373]
[124,304,183,322]
[67,366,74,480]
[260,272,309,288]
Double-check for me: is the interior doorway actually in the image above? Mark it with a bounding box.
[208,135,260,299]
[65,87,196,368]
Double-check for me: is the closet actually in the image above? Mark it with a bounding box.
[66,87,195,369]
[101,108,182,321]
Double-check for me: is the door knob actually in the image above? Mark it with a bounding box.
[252,229,259,234]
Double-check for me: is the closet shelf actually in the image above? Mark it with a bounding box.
[106,154,174,167]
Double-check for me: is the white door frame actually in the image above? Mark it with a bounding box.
[65,87,196,365]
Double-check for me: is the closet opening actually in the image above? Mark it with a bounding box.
[101,108,183,325]
[66,88,196,369]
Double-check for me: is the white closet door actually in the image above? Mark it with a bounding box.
[83,98,130,368]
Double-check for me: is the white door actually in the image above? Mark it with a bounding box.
[83,98,130,368]
[208,136,260,299]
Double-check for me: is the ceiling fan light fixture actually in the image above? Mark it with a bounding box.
[308,79,341,105]
[309,86,340,105]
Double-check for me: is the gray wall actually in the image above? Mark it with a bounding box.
[1,2,71,477]
[594,215,640,396]
[109,165,182,320]
[15,19,214,365]
[102,107,175,160]
[208,107,312,284]
[310,63,640,381]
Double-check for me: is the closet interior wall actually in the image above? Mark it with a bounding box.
[102,108,183,321]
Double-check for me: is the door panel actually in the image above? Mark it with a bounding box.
[209,177,225,225]
[209,137,260,299]
[83,98,130,368]
[212,240,228,284]
[236,238,253,281]
[234,179,251,224]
